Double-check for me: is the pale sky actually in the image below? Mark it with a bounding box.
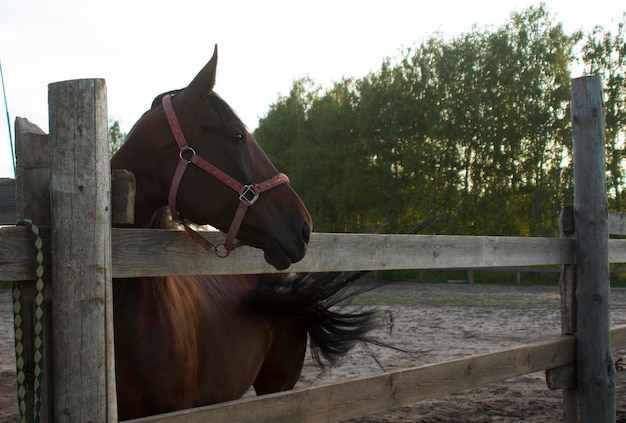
[0,0,624,178]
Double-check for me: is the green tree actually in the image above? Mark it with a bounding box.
[582,15,626,210]
[108,119,126,157]
[372,4,578,236]
[255,77,316,180]
[256,4,590,237]
[300,79,365,231]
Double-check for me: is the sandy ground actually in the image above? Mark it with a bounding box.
[1,282,625,422]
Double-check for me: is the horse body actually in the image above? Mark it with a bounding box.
[113,274,307,419]
[111,46,374,420]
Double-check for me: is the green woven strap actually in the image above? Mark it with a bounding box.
[13,219,45,423]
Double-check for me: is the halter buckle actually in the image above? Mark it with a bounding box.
[239,185,260,206]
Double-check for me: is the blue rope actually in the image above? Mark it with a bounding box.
[0,58,16,177]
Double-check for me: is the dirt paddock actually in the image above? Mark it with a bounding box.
[1,282,625,422]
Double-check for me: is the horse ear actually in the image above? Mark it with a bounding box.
[185,44,218,97]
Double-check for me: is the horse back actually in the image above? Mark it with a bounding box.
[113,274,274,418]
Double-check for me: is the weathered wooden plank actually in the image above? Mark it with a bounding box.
[546,325,626,391]
[0,229,581,280]
[546,364,578,391]
[126,335,578,423]
[0,226,51,280]
[609,211,626,236]
[558,205,579,420]
[111,169,135,225]
[13,115,54,421]
[0,169,135,226]
[111,231,577,278]
[14,117,49,226]
[10,230,626,280]
[48,79,117,422]
[571,76,614,422]
[12,230,626,281]
[609,239,626,263]
[613,324,626,348]
[0,178,16,224]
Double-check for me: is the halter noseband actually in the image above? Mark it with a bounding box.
[163,94,290,256]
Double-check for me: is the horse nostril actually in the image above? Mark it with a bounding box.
[301,221,311,244]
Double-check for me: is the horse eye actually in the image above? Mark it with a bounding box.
[231,133,246,143]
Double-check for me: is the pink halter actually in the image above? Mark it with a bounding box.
[163,94,290,256]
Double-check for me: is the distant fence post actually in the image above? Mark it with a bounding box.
[571,76,614,422]
[48,79,117,422]
[554,205,579,421]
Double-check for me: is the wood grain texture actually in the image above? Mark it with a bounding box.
[48,79,117,422]
[0,178,16,224]
[14,117,49,226]
[571,76,614,422]
[110,231,577,277]
[558,207,579,420]
[0,229,588,280]
[1,169,136,226]
[7,229,626,281]
[13,116,54,421]
[609,211,626,236]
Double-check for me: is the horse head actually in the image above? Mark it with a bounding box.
[111,45,312,270]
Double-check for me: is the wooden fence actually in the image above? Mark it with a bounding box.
[0,75,625,422]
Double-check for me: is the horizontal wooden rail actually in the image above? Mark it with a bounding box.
[125,325,626,423]
[546,324,626,390]
[609,211,626,236]
[0,170,135,226]
[1,227,581,279]
[9,225,626,280]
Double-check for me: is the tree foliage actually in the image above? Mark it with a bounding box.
[255,4,624,236]
[582,14,626,210]
[108,119,126,157]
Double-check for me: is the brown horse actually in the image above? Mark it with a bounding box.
[110,46,378,420]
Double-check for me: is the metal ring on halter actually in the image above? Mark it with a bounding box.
[214,244,230,258]
[179,147,196,163]
[239,184,260,206]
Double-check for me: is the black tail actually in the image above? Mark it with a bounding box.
[250,271,382,367]
[248,214,445,368]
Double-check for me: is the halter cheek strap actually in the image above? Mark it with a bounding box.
[162,94,289,255]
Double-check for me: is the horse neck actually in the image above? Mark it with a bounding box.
[111,135,174,229]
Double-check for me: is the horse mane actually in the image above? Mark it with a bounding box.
[151,90,182,110]
[210,92,243,123]
[150,89,241,124]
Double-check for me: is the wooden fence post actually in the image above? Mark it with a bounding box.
[558,205,579,421]
[571,76,615,421]
[13,117,54,422]
[48,79,117,422]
